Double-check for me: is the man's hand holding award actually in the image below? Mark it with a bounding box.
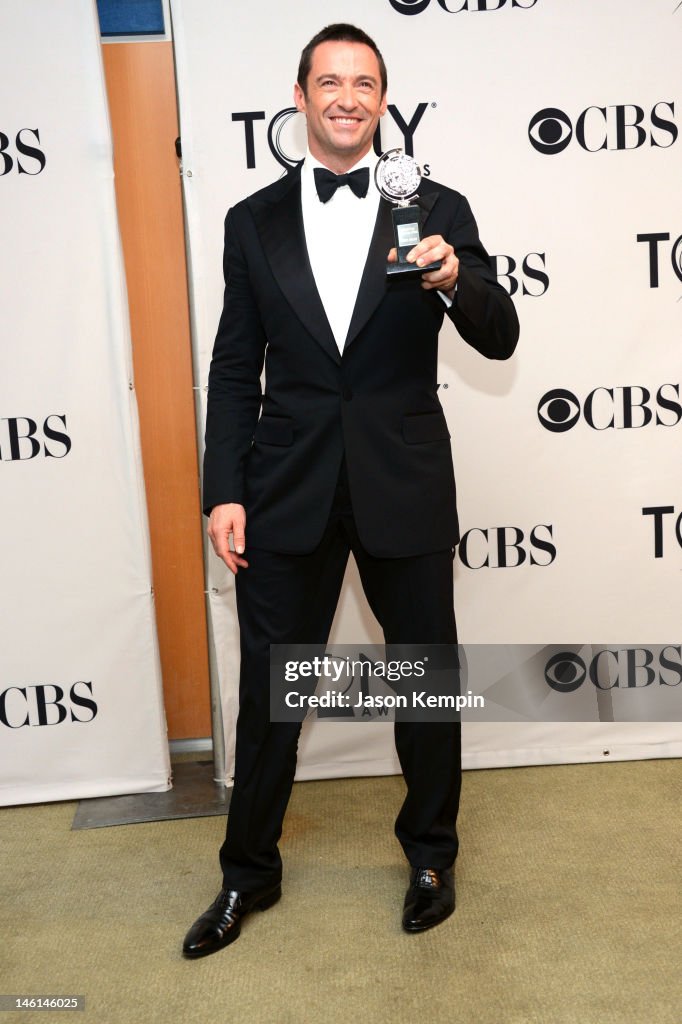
[378,148,459,298]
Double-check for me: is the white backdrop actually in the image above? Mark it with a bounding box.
[0,0,170,805]
[171,0,682,778]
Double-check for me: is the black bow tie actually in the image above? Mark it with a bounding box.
[313,166,370,203]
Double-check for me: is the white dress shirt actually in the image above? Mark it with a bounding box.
[300,150,379,353]
[300,149,453,353]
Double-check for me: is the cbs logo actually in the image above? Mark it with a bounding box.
[0,128,46,175]
[528,103,677,154]
[545,649,682,693]
[389,0,537,13]
[537,385,682,433]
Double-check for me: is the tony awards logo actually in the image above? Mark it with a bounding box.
[374,148,441,278]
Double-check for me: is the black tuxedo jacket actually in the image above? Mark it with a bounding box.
[203,165,519,557]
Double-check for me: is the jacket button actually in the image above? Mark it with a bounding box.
[342,385,353,401]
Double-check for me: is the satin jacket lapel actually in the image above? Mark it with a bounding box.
[249,169,340,365]
[415,189,439,229]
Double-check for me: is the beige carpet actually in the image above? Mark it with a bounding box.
[2,758,681,1024]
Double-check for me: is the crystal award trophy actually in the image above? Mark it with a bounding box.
[374,148,441,278]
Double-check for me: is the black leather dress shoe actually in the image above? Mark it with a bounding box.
[182,882,281,958]
[402,867,455,933]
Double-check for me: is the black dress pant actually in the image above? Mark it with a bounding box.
[219,461,461,890]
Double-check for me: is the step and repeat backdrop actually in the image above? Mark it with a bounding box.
[173,0,682,777]
[0,0,170,805]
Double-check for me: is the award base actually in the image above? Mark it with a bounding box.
[387,202,442,278]
[387,257,442,278]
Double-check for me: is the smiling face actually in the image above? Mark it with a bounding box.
[294,40,387,173]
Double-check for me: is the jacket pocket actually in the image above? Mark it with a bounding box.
[253,415,294,446]
[402,411,451,444]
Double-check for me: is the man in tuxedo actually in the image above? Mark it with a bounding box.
[183,23,518,959]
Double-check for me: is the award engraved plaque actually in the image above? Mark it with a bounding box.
[374,148,441,278]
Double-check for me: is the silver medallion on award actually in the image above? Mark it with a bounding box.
[374,148,441,278]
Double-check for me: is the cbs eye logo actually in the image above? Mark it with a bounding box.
[537,389,580,432]
[389,0,432,11]
[528,108,572,154]
[544,652,586,693]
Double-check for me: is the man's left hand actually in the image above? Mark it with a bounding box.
[388,235,459,300]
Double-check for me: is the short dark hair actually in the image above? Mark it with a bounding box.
[297,23,387,97]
